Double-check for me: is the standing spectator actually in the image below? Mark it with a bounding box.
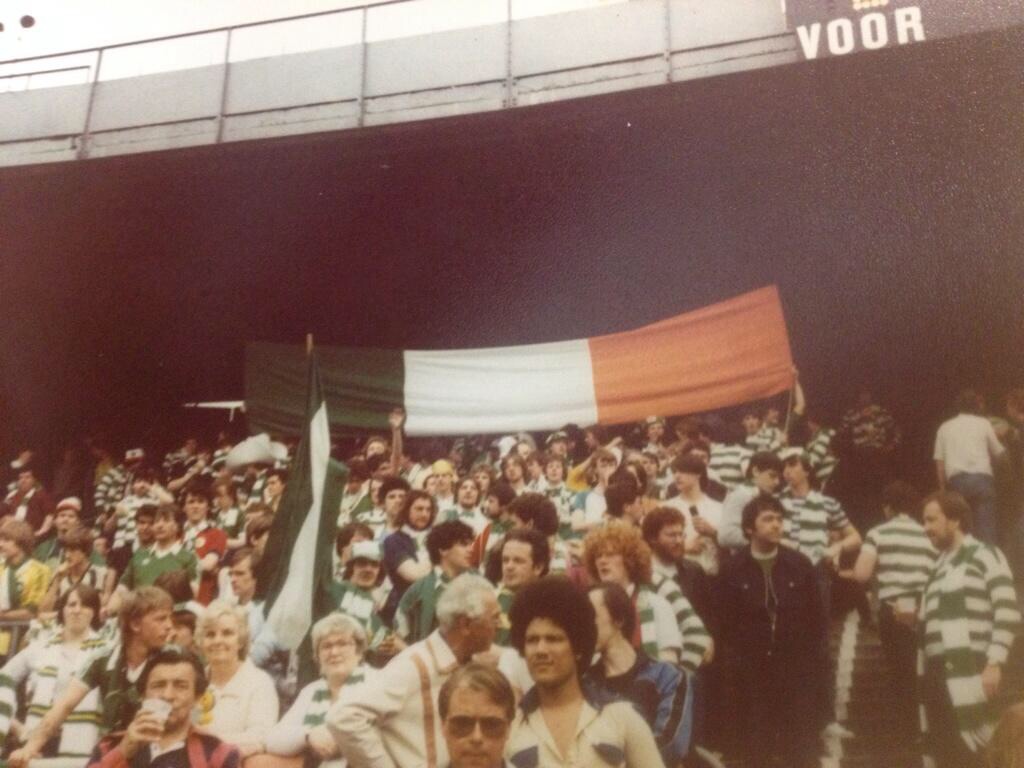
[339,460,372,527]
[84,646,240,768]
[9,585,174,766]
[587,582,692,766]
[569,448,619,536]
[224,547,264,642]
[781,454,861,615]
[1,466,54,539]
[664,454,724,576]
[742,409,784,453]
[0,518,51,621]
[582,524,685,666]
[263,468,288,514]
[506,576,665,768]
[198,600,280,758]
[439,663,515,768]
[918,491,1020,767]
[494,529,549,647]
[717,452,784,550]
[328,574,500,768]
[717,494,828,768]
[500,455,529,497]
[445,477,488,535]
[381,490,438,624]
[842,481,936,739]
[934,389,1007,544]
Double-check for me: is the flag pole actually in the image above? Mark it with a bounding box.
[306,333,314,355]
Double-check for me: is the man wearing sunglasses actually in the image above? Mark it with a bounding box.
[439,663,515,768]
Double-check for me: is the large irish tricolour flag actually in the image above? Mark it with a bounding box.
[246,286,794,436]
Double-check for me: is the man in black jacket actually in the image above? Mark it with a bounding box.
[717,494,828,768]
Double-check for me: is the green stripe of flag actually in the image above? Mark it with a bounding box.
[246,342,404,437]
[257,350,347,650]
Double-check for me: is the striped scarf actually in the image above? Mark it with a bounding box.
[0,633,106,757]
[300,666,367,728]
[629,585,659,661]
[918,538,1014,752]
[333,582,388,647]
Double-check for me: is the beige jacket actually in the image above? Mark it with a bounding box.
[327,629,457,768]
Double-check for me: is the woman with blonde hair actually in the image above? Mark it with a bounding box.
[197,599,279,757]
[255,613,372,767]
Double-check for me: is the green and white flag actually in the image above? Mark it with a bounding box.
[257,350,345,650]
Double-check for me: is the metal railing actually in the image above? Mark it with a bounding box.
[0,0,796,161]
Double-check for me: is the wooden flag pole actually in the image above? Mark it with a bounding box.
[306,333,314,355]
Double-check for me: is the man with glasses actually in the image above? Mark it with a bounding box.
[439,663,515,768]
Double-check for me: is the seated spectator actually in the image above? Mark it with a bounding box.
[1,466,54,540]
[181,484,228,604]
[223,547,264,641]
[439,663,515,768]
[328,574,500,768]
[40,526,114,615]
[32,496,84,570]
[0,585,106,758]
[115,504,198,603]
[259,614,371,767]
[506,576,665,767]
[85,645,240,768]
[197,600,279,758]
[587,582,692,766]
[212,478,245,549]
[396,520,475,643]
[0,518,51,621]
[9,586,174,766]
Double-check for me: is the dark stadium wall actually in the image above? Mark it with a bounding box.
[1,26,1022,482]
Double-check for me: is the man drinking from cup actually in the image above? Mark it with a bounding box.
[85,645,240,768]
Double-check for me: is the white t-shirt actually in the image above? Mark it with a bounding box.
[934,414,1005,478]
[664,494,723,574]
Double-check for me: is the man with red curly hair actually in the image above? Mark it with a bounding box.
[583,523,712,669]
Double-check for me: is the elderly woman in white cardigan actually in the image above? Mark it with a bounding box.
[248,613,371,768]
[197,599,279,757]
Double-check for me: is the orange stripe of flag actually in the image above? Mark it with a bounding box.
[588,285,794,424]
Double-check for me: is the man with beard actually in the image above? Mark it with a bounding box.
[918,491,1020,768]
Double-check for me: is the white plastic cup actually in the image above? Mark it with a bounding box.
[140,698,172,729]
